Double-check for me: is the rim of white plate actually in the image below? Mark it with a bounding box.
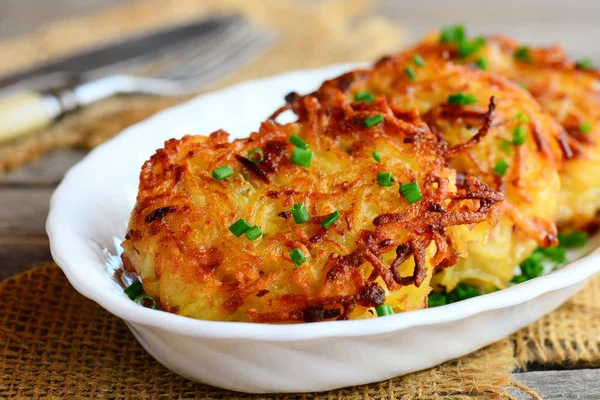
[47,63,600,342]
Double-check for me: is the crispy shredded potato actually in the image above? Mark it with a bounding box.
[407,32,600,229]
[289,56,564,288]
[121,95,502,322]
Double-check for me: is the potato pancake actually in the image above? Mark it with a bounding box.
[405,28,600,229]
[121,95,501,322]
[288,56,565,289]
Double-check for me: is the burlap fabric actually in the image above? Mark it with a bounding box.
[1,0,600,398]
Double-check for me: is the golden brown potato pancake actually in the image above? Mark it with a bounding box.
[288,56,565,289]
[405,29,600,229]
[121,95,501,322]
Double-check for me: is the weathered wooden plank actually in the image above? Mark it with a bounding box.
[511,369,600,399]
[0,236,52,280]
[0,148,85,186]
[0,188,53,236]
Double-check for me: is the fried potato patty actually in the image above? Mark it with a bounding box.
[121,96,501,322]
[408,31,600,229]
[288,56,565,288]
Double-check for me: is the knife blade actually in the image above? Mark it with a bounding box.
[0,15,242,89]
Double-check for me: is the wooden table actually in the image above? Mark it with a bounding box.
[2,1,600,398]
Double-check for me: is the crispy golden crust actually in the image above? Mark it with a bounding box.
[406,32,600,228]
[289,55,563,286]
[122,95,501,323]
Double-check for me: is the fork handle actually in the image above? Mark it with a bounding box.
[0,91,64,143]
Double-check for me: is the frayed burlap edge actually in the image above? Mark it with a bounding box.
[0,263,535,400]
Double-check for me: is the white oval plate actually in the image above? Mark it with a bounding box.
[47,63,600,393]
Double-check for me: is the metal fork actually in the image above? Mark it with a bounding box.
[0,16,276,143]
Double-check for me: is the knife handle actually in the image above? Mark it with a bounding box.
[0,91,63,143]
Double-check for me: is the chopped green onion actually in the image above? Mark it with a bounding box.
[493,160,509,177]
[247,148,264,163]
[124,279,143,300]
[512,125,527,145]
[516,112,530,124]
[289,134,309,149]
[514,46,532,63]
[372,151,382,162]
[511,275,528,284]
[475,57,488,70]
[413,54,426,67]
[321,211,341,228]
[405,66,417,81]
[499,139,514,154]
[290,248,306,267]
[541,245,567,264]
[291,148,313,167]
[576,58,593,70]
[455,283,481,301]
[448,92,477,105]
[440,24,465,44]
[245,225,262,241]
[291,202,310,224]
[229,218,251,237]
[520,256,544,280]
[375,304,394,317]
[558,231,589,248]
[212,165,233,180]
[518,82,529,90]
[458,37,485,58]
[133,295,158,309]
[580,122,593,134]
[365,114,384,128]
[354,90,375,104]
[376,171,394,186]
[400,181,423,204]
[428,292,448,308]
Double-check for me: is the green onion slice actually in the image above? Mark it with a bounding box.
[516,112,530,124]
[455,283,481,301]
[428,293,448,308]
[447,92,477,105]
[493,160,509,177]
[576,58,593,70]
[289,134,309,149]
[124,279,143,300]
[372,151,382,162]
[399,181,422,204]
[499,139,513,154]
[514,46,532,63]
[247,148,264,163]
[440,24,465,44]
[290,248,306,267]
[375,304,394,317]
[405,66,417,81]
[354,91,375,104]
[475,57,488,70]
[321,211,341,228]
[212,165,233,181]
[291,202,310,224]
[245,225,262,241]
[558,231,589,248]
[376,171,394,186]
[580,122,593,134]
[413,54,426,67]
[458,37,485,58]
[291,148,313,167]
[512,126,527,145]
[365,114,384,128]
[133,295,158,309]
[229,218,251,237]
